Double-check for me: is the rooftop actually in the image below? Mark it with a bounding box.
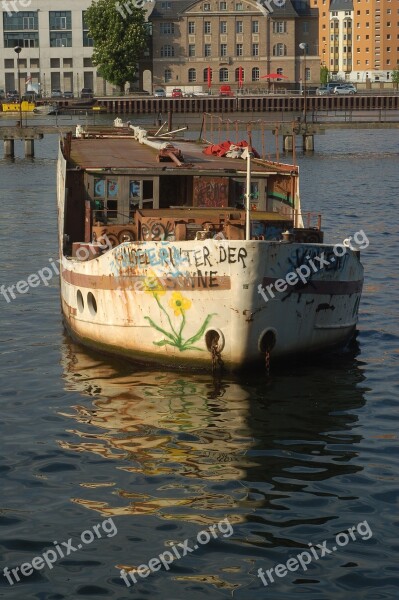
[67,133,294,175]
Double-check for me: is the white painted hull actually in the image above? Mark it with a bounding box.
[60,239,363,371]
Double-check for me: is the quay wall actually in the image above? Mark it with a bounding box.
[86,95,399,114]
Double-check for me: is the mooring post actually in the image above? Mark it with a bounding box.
[24,139,34,157]
[283,135,293,152]
[4,139,15,157]
[303,134,314,151]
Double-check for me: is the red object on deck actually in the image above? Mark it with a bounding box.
[203,140,259,158]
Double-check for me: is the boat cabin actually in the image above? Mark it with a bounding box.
[60,126,322,259]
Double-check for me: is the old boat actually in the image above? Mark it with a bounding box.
[57,123,363,371]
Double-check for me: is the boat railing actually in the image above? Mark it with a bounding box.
[296,211,322,230]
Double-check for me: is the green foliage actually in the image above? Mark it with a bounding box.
[391,66,399,88]
[320,65,329,86]
[85,0,148,91]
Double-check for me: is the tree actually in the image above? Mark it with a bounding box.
[320,65,329,86]
[391,65,399,90]
[85,0,149,93]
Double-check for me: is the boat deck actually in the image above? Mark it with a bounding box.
[68,134,293,174]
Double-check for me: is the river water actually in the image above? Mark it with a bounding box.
[0,118,398,600]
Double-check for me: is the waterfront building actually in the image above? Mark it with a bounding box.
[0,0,115,96]
[0,0,320,96]
[150,0,320,92]
[311,0,399,83]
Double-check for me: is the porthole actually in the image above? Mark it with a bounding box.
[87,292,97,316]
[77,290,84,312]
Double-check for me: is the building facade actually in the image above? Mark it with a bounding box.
[0,0,117,96]
[150,0,320,91]
[0,0,321,96]
[311,0,399,82]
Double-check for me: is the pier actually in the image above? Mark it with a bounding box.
[1,105,399,156]
[0,125,44,158]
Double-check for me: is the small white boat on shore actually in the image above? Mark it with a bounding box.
[57,122,364,371]
[33,103,59,115]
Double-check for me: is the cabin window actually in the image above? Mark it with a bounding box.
[93,176,119,221]
[129,179,154,213]
[232,180,259,208]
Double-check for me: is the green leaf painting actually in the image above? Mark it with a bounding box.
[143,276,215,352]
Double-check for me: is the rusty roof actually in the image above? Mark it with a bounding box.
[67,135,294,174]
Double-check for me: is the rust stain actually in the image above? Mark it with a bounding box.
[62,270,231,291]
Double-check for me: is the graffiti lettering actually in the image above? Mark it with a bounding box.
[113,243,248,273]
[219,246,247,268]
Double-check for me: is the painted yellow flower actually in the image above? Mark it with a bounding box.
[143,269,166,296]
[169,292,192,316]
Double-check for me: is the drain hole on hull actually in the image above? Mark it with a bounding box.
[77,289,84,312]
[205,329,225,353]
[259,329,276,354]
[87,292,97,316]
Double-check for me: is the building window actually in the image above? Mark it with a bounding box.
[50,31,72,47]
[49,11,72,30]
[236,21,243,33]
[3,11,38,31]
[203,2,211,10]
[204,43,211,57]
[273,43,287,56]
[203,67,212,82]
[252,43,259,56]
[273,21,287,34]
[188,68,196,82]
[188,21,195,34]
[204,21,211,34]
[219,67,229,81]
[252,20,259,34]
[161,1,171,8]
[277,67,283,75]
[82,11,93,47]
[236,43,243,56]
[220,1,227,9]
[164,69,172,82]
[235,67,244,81]
[220,21,227,34]
[161,45,175,57]
[236,2,243,10]
[220,43,227,56]
[252,67,259,81]
[189,44,195,57]
[305,67,310,81]
[160,22,174,34]
[4,32,39,47]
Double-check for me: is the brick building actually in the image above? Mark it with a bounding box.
[310,0,399,83]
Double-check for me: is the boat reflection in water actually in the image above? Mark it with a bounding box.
[59,337,368,594]
[60,337,254,526]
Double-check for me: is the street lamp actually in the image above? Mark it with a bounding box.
[14,46,23,126]
[299,42,307,123]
